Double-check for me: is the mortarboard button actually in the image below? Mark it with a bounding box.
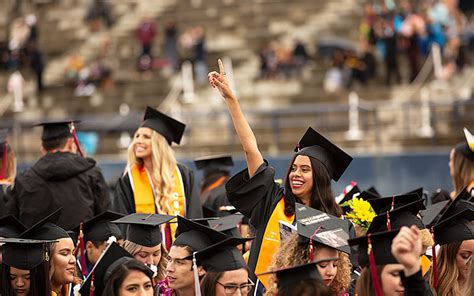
[294,127,352,181]
[112,213,174,248]
[140,107,186,145]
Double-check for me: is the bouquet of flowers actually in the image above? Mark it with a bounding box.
[341,197,376,231]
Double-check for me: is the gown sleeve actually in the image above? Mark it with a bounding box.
[226,160,283,228]
[400,270,434,296]
[112,173,135,215]
[178,163,203,219]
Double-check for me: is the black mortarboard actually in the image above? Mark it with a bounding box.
[112,213,174,247]
[208,214,244,238]
[432,199,474,245]
[194,155,234,178]
[72,211,124,242]
[294,127,352,181]
[79,242,136,296]
[367,193,421,215]
[405,187,424,200]
[421,189,470,228]
[35,120,78,141]
[295,203,351,254]
[0,215,27,238]
[455,128,474,161]
[173,216,227,252]
[338,184,361,205]
[348,229,399,267]
[366,186,382,198]
[367,199,426,234]
[140,106,186,145]
[191,237,252,272]
[1,238,52,270]
[430,189,451,204]
[257,259,336,289]
[420,200,450,227]
[20,208,69,240]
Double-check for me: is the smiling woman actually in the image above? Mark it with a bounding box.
[50,237,76,295]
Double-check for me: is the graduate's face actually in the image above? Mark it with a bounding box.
[51,237,76,286]
[381,264,404,296]
[215,268,250,296]
[134,127,153,160]
[134,244,162,266]
[118,270,154,296]
[9,267,30,296]
[166,246,202,291]
[289,155,314,201]
[456,239,474,281]
[313,247,338,286]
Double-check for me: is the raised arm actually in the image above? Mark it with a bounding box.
[208,59,264,177]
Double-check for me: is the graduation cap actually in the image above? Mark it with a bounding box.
[208,214,244,238]
[367,199,426,234]
[194,155,234,178]
[1,238,53,270]
[256,259,336,289]
[432,199,474,245]
[140,106,186,145]
[20,208,69,240]
[294,127,352,181]
[420,200,450,227]
[366,186,382,198]
[348,229,399,268]
[173,216,227,252]
[337,183,361,214]
[367,193,421,215]
[191,237,253,272]
[455,128,474,161]
[0,215,27,238]
[112,213,174,247]
[35,120,84,156]
[405,187,424,199]
[72,211,124,243]
[421,189,470,228]
[430,189,451,204]
[79,242,139,296]
[295,203,351,254]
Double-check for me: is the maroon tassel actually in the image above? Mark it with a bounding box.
[69,122,84,157]
[0,143,7,180]
[390,195,395,211]
[368,234,384,296]
[78,223,87,277]
[386,211,391,231]
[164,223,172,252]
[294,143,300,152]
[431,227,438,290]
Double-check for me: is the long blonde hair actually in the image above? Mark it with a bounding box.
[429,241,474,296]
[127,129,177,214]
[265,233,351,296]
[122,240,168,281]
[451,149,474,195]
[0,149,16,186]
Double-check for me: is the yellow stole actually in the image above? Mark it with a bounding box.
[255,198,294,288]
[129,164,186,238]
[420,255,431,277]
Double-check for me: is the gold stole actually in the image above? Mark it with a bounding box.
[130,164,186,238]
[255,198,294,288]
[420,255,431,277]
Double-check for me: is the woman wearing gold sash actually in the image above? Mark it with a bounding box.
[208,60,353,293]
[112,107,202,239]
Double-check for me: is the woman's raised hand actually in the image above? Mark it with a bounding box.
[391,225,423,276]
[208,59,235,100]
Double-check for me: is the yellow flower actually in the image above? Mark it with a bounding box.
[344,197,376,230]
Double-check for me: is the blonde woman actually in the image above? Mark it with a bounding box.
[449,128,474,197]
[113,107,202,242]
[0,129,16,217]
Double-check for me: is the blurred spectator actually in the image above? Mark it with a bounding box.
[27,42,44,92]
[275,45,293,79]
[164,20,179,72]
[7,69,24,112]
[9,17,30,52]
[137,16,156,58]
[65,53,84,84]
[324,51,347,93]
[293,39,310,77]
[25,14,38,44]
[192,26,207,85]
[379,16,401,85]
[259,42,278,79]
[85,0,113,30]
[345,49,368,87]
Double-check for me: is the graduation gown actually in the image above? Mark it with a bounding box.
[112,163,202,218]
[202,181,234,216]
[226,161,356,292]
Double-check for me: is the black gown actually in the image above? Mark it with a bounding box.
[112,163,202,218]
[226,161,356,292]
